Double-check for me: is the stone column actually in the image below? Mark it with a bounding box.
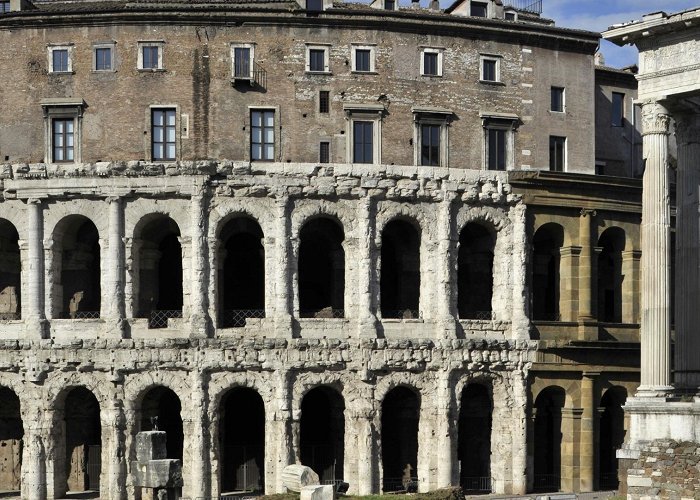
[621,250,641,324]
[436,371,454,488]
[104,396,127,500]
[436,196,457,338]
[560,408,583,492]
[25,198,47,337]
[674,112,700,389]
[638,101,673,395]
[578,209,597,340]
[274,196,293,337]
[105,197,126,335]
[184,370,210,499]
[22,402,47,500]
[579,373,598,492]
[270,370,293,493]
[510,203,530,339]
[189,187,211,337]
[559,246,580,322]
[356,196,378,337]
[355,409,376,495]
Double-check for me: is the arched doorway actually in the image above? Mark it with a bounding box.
[218,217,265,327]
[597,228,626,323]
[599,387,627,489]
[300,386,345,482]
[0,220,21,320]
[0,387,22,493]
[299,218,345,318]
[219,388,265,493]
[458,223,495,319]
[381,220,420,319]
[533,386,565,492]
[381,386,419,492]
[532,224,564,321]
[141,387,183,460]
[64,387,101,493]
[458,384,492,493]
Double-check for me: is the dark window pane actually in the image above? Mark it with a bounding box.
[355,49,371,72]
[0,2,10,13]
[470,1,487,16]
[549,136,566,172]
[612,92,624,126]
[152,109,176,161]
[309,49,326,72]
[384,0,394,9]
[505,11,516,20]
[319,142,330,163]
[307,0,323,10]
[551,87,564,112]
[420,124,440,166]
[53,49,68,72]
[319,91,330,113]
[353,121,373,164]
[143,46,159,69]
[488,129,506,171]
[52,118,74,163]
[95,47,111,71]
[482,59,497,81]
[424,52,438,76]
[234,47,251,78]
[251,110,275,161]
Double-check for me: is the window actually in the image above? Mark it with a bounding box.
[251,110,275,161]
[551,87,565,112]
[41,98,85,164]
[319,141,330,163]
[344,103,384,164]
[232,43,254,79]
[384,0,395,9]
[319,91,330,113]
[481,55,500,82]
[306,0,323,10]
[306,45,330,73]
[487,129,506,170]
[353,121,373,164]
[612,92,624,127]
[138,42,164,70]
[52,119,74,163]
[0,2,10,13]
[152,109,176,161]
[352,46,375,73]
[421,48,443,77]
[504,11,516,20]
[93,43,115,72]
[48,45,72,73]
[481,112,518,171]
[412,107,452,167]
[421,124,440,166]
[550,136,566,172]
[470,1,488,17]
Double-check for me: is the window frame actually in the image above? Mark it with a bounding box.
[470,1,488,17]
[306,44,331,74]
[51,118,75,163]
[150,107,178,162]
[92,42,116,72]
[249,108,277,162]
[412,107,453,167]
[550,86,565,113]
[504,9,517,20]
[612,92,625,127]
[384,0,396,9]
[231,42,255,80]
[480,112,518,171]
[48,44,73,74]
[351,44,376,73]
[0,1,10,13]
[319,90,330,114]
[319,141,331,163]
[137,41,165,71]
[344,103,385,165]
[420,47,443,77]
[549,135,567,172]
[41,98,85,164]
[480,54,502,83]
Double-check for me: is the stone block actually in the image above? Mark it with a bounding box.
[628,476,654,488]
[136,431,168,462]
[300,484,334,500]
[282,464,320,492]
[132,459,183,488]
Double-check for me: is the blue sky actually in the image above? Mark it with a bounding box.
[540,0,700,68]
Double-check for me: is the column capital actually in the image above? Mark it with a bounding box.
[580,208,597,218]
[674,112,700,146]
[105,195,122,204]
[26,197,44,206]
[641,101,671,136]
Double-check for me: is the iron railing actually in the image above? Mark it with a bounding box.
[383,476,419,493]
[533,473,561,492]
[60,310,100,319]
[300,308,345,319]
[503,0,542,14]
[460,310,494,320]
[0,312,20,320]
[461,476,492,493]
[253,62,267,89]
[148,309,183,329]
[381,309,421,320]
[221,309,265,328]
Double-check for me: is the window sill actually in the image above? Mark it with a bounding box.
[49,71,75,75]
[479,80,505,86]
[421,73,443,78]
[138,68,166,73]
[91,69,116,73]
[549,110,565,114]
[351,70,378,75]
[306,71,332,75]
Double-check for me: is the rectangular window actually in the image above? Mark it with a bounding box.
[612,92,624,127]
[549,136,566,172]
[482,58,498,82]
[309,49,326,72]
[504,11,516,20]
[319,91,330,113]
[152,109,176,161]
[551,87,564,112]
[52,118,74,162]
[423,52,439,76]
[319,141,330,163]
[52,49,69,73]
[355,49,371,72]
[251,110,275,161]
[384,0,395,9]
[421,124,440,166]
[95,47,112,71]
[353,121,373,164]
[470,1,488,17]
[0,2,10,13]
[143,46,159,69]
[306,0,323,11]
[233,47,251,78]
[488,129,506,170]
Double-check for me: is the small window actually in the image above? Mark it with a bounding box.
[551,87,565,112]
[319,91,330,113]
[152,109,176,161]
[421,124,440,166]
[421,48,442,77]
[549,136,566,172]
[470,1,488,17]
[353,121,373,164]
[232,44,254,79]
[49,46,72,73]
[481,56,500,82]
[319,141,330,163]
[612,92,624,127]
[504,11,516,20]
[306,0,323,11]
[138,42,164,70]
[306,45,330,73]
[487,129,506,170]
[251,109,275,161]
[352,45,375,73]
[0,2,10,13]
[384,0,395,9]
[52,118,74,163]
[93,44,114,72]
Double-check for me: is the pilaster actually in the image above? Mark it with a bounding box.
[184,370,210,499]
[274,196,293,337]
[578,209,597,340]
[559,246,581,322]
[25,198,47,337]
[105,197,126,336]
[436,196,457,338]
[189,187,212,337]
[579,373,598,492]
[435,371,454,488]
[356,196,378,337]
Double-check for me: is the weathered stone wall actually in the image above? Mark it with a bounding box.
[627,440,700,500]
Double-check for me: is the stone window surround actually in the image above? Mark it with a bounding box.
[305,43,331,74]
[146,104,180,162]
[47,43,74,74]
[230,42,255,80]
[92,41,116,72]
[41,98,85,164]
[351,43,377,73]
[344,103,385,165]
[247,106,281,162]
[420,46,444,77]
[412,107,453,167]
[137,40,165,71]
[480,53,502,84]
[480,111,518,171]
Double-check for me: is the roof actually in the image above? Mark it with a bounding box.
[604,7,700,46]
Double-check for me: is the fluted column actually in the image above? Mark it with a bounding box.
[356,196,377,337]
[190,186,211,337]
[674,112,700,389]
[25,198,47,337]
[638,101,673,395]
[578,209,597,340]
[105,197,126,335]
[274,196,292,336]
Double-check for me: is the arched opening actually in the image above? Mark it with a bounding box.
[599,387,627,490]
[458,223,495,320]
[0,220,21,320]
[54,216,100,319]
[533,386,565,492]
[597,228,626,323]
[381,386,419,492]
[140,387,183,461]
[300,386,345,483]
[219,217,265,327]
[135,216,182,329]
[458,384,492,493]
[0,387,23,493]
[64,387,101,493]
[381,220,420,319]
[220,388,265,493]
[299,218,345,318]
[532,224,564,321]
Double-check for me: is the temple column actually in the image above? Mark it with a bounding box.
[579,372,598,492]
[189,186,211,337]
[104,197,126,335]
[638,101,673,395]
[25,198,47,337]
[673,111,700,389]
[356,196,378,337]
[578,209,597,340]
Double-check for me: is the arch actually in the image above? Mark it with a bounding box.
[53,215,101,318]
[0,219,21,320]
[458,383,492,493]
[458,222,495,319]
[380,219,421,319]
[599,386,627,489]
[299,217,345,318]
[134,215,182,328]
[63,387,101,494]
[533,385,565,492]
[597,227,626,323]
[0,386,23,493]
[140,386,184,460]
[532,223,564,321]
[218,216,265,327]
[219,387,265,493]
[381,386,420,492]
[300,386,345,482]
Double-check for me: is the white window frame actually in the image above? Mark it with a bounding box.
[92,42,116,72]
[420,47,444,77]
[48,44,73,74]
[248,106,280,162]
[412,107,453,167]
[551,86,565,113]
[137,41,165,71]
[306,44,331,74]
[549,135,567,172]
[480,112,518,171]
[351,44,376,73]
[40,98,85,164]
[231,42,255,80]
[344,103,385,165]
[480,54,502,83]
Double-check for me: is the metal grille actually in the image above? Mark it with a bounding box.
[460,310,494,320]
[87,444,101,491]
[300,308,345,319]
[0,312,19,320]
[383,476,418,493]
[533,473,561,492]
[253,62,267,89]
[221,309,265,328]
[461,476,492,492]
[502,0,542,14]
[381,309,421,320]
[60,310,100,319]
[148,310,182,329]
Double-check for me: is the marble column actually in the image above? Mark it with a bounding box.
[673,112,700,389]
[579,373,597,492]
[638,101,673,395]
[578,209,597,340]
[356,196,378,337]
[274,196,292,337]
[25,198,46,337]
[189,187,211,337]
[105,197,126,335]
